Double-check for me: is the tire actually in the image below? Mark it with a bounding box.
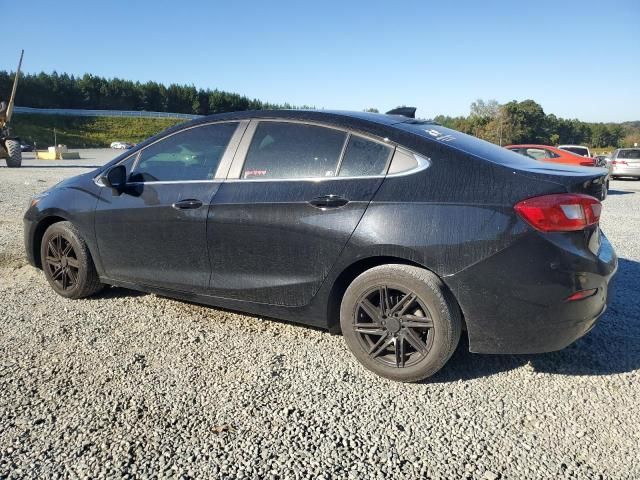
[40,221,104,299]
[340,264,461,382]
[4,139,22,168]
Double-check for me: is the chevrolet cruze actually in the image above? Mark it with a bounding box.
[24,110,617,382]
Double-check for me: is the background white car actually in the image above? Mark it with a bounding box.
[110,141,134,149]
[558,144,591,157]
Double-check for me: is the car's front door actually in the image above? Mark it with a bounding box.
[206,120,394,306]
[94,122,242,291]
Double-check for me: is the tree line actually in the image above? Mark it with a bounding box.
[2,71,638,148]
[0,70,307,115]
[431,99,639,149]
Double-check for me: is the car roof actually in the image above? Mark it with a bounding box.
[558,144,589,148]
[189,109,432,129]
[151,109,442,153]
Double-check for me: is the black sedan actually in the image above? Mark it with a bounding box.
[24,110,616,382]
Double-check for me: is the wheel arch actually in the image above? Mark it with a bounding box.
[326,255,467,334]
[32,215,69,268]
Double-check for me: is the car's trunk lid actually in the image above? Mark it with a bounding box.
[513,163,609,199]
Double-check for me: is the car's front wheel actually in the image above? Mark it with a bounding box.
[41,221,104,298]
[340,264,461,382]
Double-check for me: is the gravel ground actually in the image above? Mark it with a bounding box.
[1,153,639,479]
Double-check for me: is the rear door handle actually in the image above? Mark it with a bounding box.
[308,195,349,209]
[172,199,203,210]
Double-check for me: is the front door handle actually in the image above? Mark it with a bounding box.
[308,195,349,209]
[172,199,203,210]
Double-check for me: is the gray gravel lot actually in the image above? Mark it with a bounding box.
[1,151,639,479]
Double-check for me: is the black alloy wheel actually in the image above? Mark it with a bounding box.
[340,264,461,382]
[40,221,104,299]
[44,233,80,292]
[353,285,434,369]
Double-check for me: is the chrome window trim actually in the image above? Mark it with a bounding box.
[223,175,387,183]
[94,119,430,187]
[124,179,223,185]
[227,119,396,181]
[130,120,243,180]
[386,148,431,177]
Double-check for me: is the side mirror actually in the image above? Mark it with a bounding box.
[101,165,127,194]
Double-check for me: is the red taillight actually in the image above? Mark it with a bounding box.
[514,193,602,232]
[612,160,627,166]
[565,288,598,302]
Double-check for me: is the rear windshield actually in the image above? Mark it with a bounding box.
[395,122,537,167]
[618,149,640,160]
[561,147,589,156]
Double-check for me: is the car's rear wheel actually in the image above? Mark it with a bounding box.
[41,221,104,298]
[340,264,461,382]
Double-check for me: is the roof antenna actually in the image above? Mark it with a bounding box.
[386,107,416,118]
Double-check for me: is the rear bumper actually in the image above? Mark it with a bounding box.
[612,165,640,177]
[444,229,617,354]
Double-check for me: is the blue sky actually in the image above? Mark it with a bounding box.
[4,0,639,122]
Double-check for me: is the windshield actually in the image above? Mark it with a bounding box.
[618,149,640,160]
[561,147,589,157]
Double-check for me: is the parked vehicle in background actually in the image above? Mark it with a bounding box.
[610,148,640,179]
[505,144,596,167]
[110,141,134,149]
[0,51,24,168]
[558,145,591,158]
[594,154,612,174]
[24,110,616,382]
[20,143,34,152]
[507,145,608,195]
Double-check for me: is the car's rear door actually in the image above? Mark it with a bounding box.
[94,121,245,291]
[206,120,394,306]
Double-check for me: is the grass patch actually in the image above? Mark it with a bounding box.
[11,114,184,148]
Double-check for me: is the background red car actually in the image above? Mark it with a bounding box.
[505,144,596,167]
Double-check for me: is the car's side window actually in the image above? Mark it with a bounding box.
[546,149,560,158]
[525,148,548,160]
[338,135,392,177]
[131,122,238,182]
[241,122,347,179]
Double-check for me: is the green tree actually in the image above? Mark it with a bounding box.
[501,99,548,144]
